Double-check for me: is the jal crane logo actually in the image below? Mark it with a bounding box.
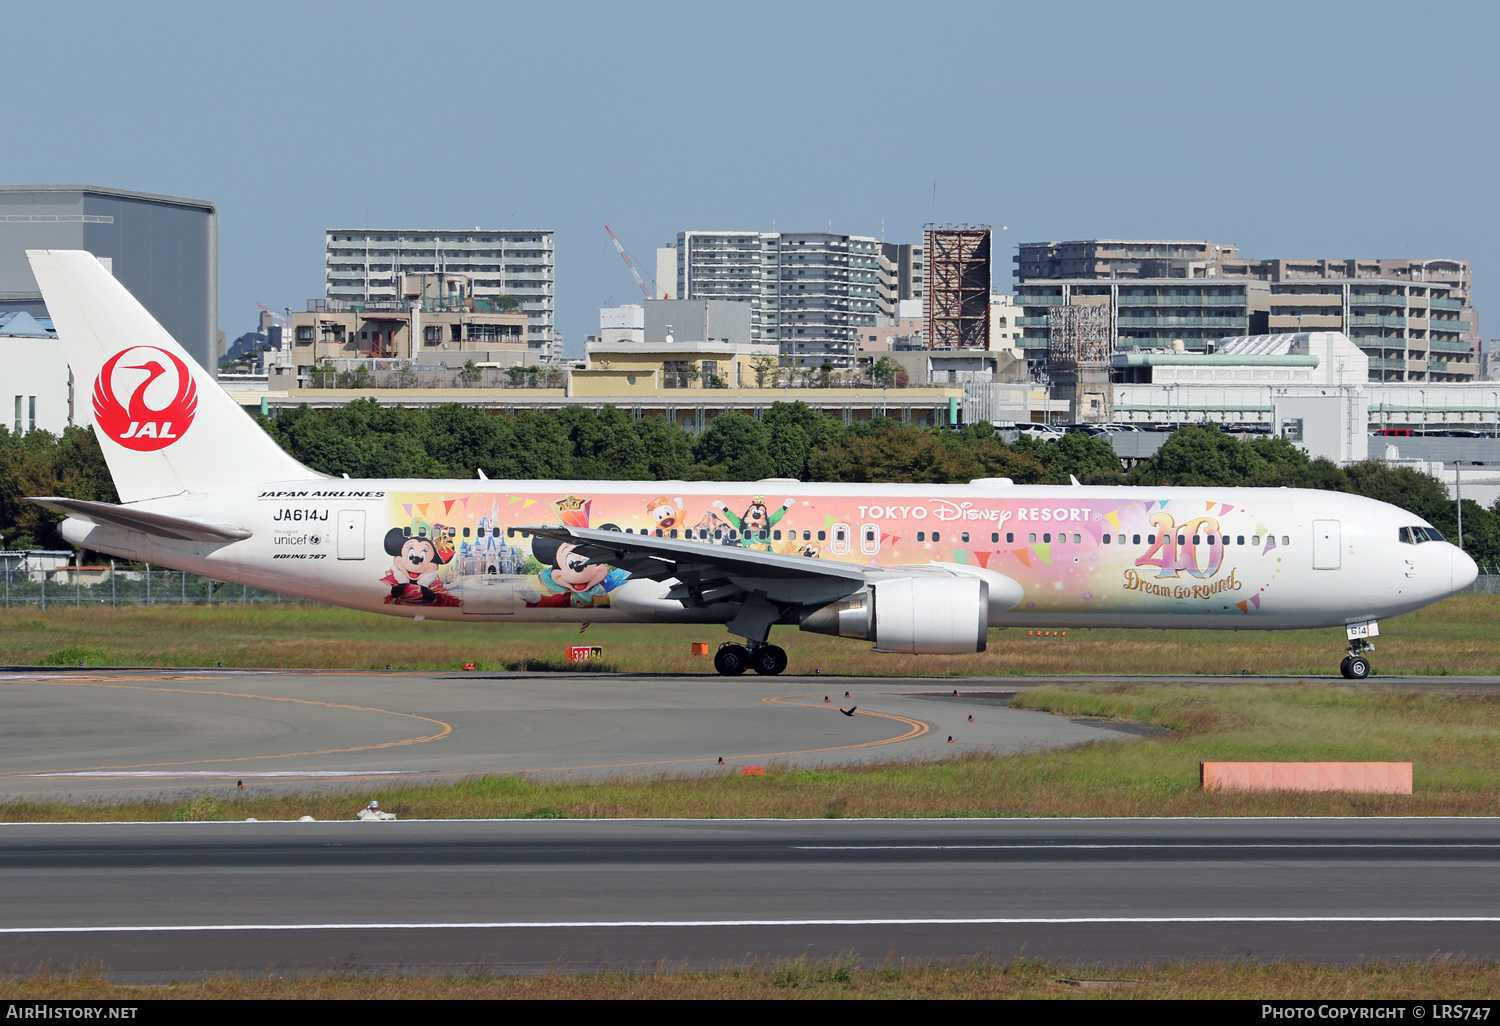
[92,346,198,451]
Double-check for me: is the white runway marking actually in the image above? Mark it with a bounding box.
[1,916,1498,934]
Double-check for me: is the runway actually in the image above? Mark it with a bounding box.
[3,817,1499,978]
[0,669,1154,800]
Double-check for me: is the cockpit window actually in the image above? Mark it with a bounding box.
[1400,525,1445,544]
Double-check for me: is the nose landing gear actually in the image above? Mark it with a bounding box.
[1340,620,1379,679]
[1340,639,1374,679]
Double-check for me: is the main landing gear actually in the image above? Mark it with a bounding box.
[714,641,788,676]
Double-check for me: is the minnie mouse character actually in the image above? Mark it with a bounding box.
[381,520,460,606]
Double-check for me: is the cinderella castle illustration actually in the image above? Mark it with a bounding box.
[458,494,525,577]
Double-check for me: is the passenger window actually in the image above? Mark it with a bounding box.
[462,527,471,538]
[1073,533,1081,544]
[1006,533,1014,543]
[1133,534,1141,545]
[656,529,664,537]
[506,528,516,538]
[961,532,970,543]
[669,529,677,538]
[759,529,768,540]
[991,533,999,543]
[932,531,941,543]
[1118,534,1126,545]
[803,530,811,541]
[817,530,826,541]
[1147,534,1156,544]
[1103,533,1111,544]
[1043,533,1051,543]
[1236,535,1244,545]
[1192,535,1201,545]
[1028,532,1036,543]
[714,530,723,539]
[773,530,781,540]
[1177,535,1186,545]
[1251,535,1260,545]
[1280,535,1289,546]
[917,531,925,542]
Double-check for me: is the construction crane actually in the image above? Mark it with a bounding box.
[604,225,655,301]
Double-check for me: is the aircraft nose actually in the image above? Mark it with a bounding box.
[1452,546,1479,594]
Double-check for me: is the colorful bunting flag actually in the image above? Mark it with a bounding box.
[1103,511,1120,530]
[1012,548,1032,568]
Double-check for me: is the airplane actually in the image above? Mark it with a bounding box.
[23,250,1479,678]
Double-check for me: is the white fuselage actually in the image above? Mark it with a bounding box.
[59,479,1476,632]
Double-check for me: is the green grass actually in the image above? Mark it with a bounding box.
[8,681,1500,821]
[4,958,1500,999]
[0,593,1496,676]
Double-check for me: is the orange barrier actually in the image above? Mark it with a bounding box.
[1200,762,1412,794]
[691,643,711,656]
[741,765,766,776]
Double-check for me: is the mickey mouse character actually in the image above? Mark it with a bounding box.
[519,526,629,607]
[381,520,460,606]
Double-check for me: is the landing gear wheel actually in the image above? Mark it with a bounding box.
[1339,656,1352,678]
[714,644,749,676]
[751,645,788,676]
[1344,655,1371,680]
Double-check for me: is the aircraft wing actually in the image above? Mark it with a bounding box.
[518,525,867,607]
[27,497,252,543]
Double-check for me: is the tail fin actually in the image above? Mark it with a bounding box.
[27,250,318,502]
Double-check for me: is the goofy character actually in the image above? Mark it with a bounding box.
[519,495,629,608]
[712,495,795,550]
[382,519,460,606]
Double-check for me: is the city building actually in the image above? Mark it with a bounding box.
[655,247,676,300]
[324,227,555,359]
[598,304,644,345]
[1,311,75,434]
[644,299,752,348]
[881,242,925,303]
[925,226,992,350]
[1017,277,1271,376]
[1015,239,1479,382]
[989,292,1021,350]
[0,185,218,373]
[675,230,899,366]
[286,273,530,387]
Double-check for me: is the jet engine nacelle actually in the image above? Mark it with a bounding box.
[799,576,988,654]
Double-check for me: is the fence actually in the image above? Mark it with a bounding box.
[1,564,301,608]
[1466,571,1500,595]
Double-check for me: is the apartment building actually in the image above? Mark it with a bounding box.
[1015,278,1270,377]
[676,230,898,366]
[324,228,555,359]
[1015,240,1478,382]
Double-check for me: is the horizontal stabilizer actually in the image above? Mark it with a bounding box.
[27,497,252,543]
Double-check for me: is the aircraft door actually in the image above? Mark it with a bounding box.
[830,522,852,555]
[337,509,366,560]
[1312,519,1340,570]
[860,523,881,556]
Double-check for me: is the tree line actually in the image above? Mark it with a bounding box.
[1,399,1496,563]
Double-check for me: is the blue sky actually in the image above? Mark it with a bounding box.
[9,1,1499,354]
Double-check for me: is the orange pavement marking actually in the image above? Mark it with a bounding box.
[0,678,452,777]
